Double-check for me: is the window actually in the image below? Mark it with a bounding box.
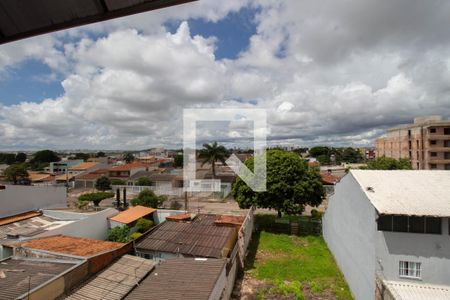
[408,141,412,148]
[393,216,408,232]
[430,164,437,169]
[377,215,392,231]
[409,216,425,233]
[425,217,442,234]
[445,128,450,135]
[408,130,411,137]
[430,152,437,157]
[445,141,450,148]
[430,140,437,145]
[430,128,436,133]
[399,261,421,279]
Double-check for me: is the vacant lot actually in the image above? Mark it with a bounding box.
[238,231,353,300]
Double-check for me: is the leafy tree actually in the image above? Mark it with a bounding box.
[173,154,183,168]
[131,189,165,208]
[107,225,130,243]
[130,232,143,240]
[95,176,111,191]
[123,152,135,163]
[79,192,115,206]
[136,177,153,186]
[15,152,27,163]
[341,147,364,163]
[31,150,60,163]
[199,141,229,178]
[0,153,16,164]
[365,156,412,170]
[110,178,126,185]
[4,163,29,185]
[232,150,325,218]
[72,152,90,161]
[96,151,106,157]
[136,218,154,233]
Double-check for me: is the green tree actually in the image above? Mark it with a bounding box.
[4,163,29,185]
[110,178,126,185]
[72,152,90,161]
[96,151,106,157]
[136,177,153,186]
[232,150,325,218]
[15,152,27,163]
[32,150,60,163]
[79,192,115,206]
[341,147,364,163]
[173,154,183,168]
[95,176,111,191]
[199,141,228,178]
[107,225,130,243]
[136,218,154,233]
[365,156,412,170]
[0,153,17,164]
[131,189,165,208]
[123,152,135,163]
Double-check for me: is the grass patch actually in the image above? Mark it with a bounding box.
[246,231,352,299]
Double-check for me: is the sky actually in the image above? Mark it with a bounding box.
[1,0,450,150]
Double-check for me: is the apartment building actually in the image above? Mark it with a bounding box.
[375,116,450,170]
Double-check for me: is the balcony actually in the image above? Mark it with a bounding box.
[427,147,450,152]
[428,158,450,164]
[427,135,450,140]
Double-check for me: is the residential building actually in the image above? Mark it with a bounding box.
[68,161,102,175]
[375,116,450,170]
[125,258,227,300]
[135,214,238,260]
[108,162,147,180]
[323,170,450,300]
[109,205,156,229]
[27,171,55,184]
[47,160,83,174]
[74,169,109,188]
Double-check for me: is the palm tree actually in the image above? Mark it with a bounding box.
[199,142,228,178]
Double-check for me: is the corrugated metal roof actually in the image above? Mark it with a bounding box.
[0,211,41,226]
[62,255,155,300]
[109,206,156,224]
[0,257,79,300]
[136,214,236,258]
[350,170,450,217]
[384,280,450,300]
[125,258,226,300]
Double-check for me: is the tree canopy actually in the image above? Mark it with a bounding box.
[173,154,183,168]
[79,192,114,206]
[136,177,153,186]
[0,153,27,165]
[123,152,135,163]
[364,156,412,170]
[199,141,229,178]
[232,150,325,217]
[107,225,130,243]
[32,150,60,163]
[4,163,29,185]
[95,176,111,191]
[15,152,27,163]
[309,146,364,165]
[131,189,165,208]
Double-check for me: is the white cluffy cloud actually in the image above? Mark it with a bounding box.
[1,0,450,150]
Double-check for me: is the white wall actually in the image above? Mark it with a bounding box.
[376,218,450,285]
[36,208,119,240]
[0,185,67,218]
[323,173,377,300]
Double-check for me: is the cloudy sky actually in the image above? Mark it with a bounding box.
[1,0,450,150]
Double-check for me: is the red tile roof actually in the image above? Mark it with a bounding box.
[0,211,42,226]
[320,172,341,185]
[69,162,98,171]
[76,169,109,180]
[214,215,245,227]
[166,213,192,221]
[109,162,146,172]
[109,206,156,224]
[17,235,124,257]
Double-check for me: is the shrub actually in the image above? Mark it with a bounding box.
[131,189,165,208]
[130,232,143,240]
[107,225,130,243]
[95,176,111,191]
[136,218,154,233]
[110,178,126,185]
[136,177,153,186]
[77,201,89,210]
[79,192,114,206]
[311,209,323,219]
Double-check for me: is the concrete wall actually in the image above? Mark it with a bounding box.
[323,173,377,300]
[154,209,185,224]
[36,208,119,240]
[375,218,450,285]
[210,264,227,300]
[0,185,67,218]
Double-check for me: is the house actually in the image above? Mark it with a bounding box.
[135,214,237,260]
[47,160,83,174]
[109,205,156,229]
[108,162,147,180]
[320,172,341,195]
[61,255,155,300]
[27,171,55,184]
[74,169,109,188]
[125,258,227,300]
[323,170,450,300]
[68,161,102,175]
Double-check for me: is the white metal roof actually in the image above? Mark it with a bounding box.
[384,280,450,300]
[350,170,450,217]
